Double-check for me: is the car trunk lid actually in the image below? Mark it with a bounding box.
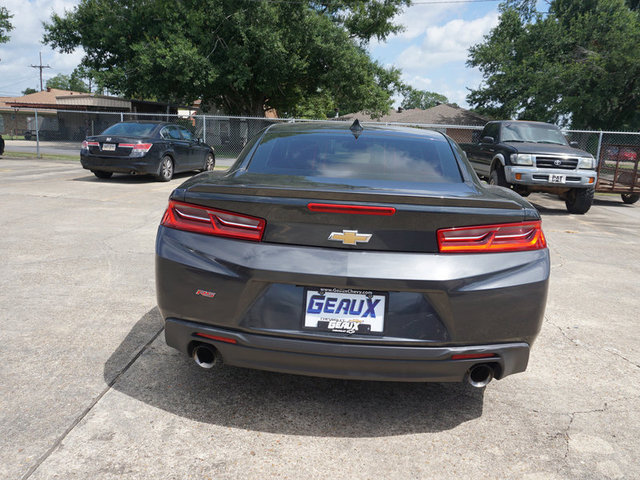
[177,173,527,253]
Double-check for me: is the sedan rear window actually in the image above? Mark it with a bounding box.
[247,131,462,183]
[101,123,157,137]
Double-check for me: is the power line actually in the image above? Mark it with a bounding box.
[30,52,52,92]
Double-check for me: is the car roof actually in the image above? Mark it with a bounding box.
[265,121,448,140]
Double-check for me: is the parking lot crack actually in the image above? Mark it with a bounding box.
[563,404,610,459]
[546,317,580,347]
[602,347,640,369]
[19,325,165,480]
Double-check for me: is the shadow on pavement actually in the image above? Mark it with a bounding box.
[592,196,634,207]
[105,308,486,438]
[72,171,195,184]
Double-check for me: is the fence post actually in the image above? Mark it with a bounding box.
[120,112,124,122]
[595,130,604,164]
[35,108,40,159]
[202,115,207,144]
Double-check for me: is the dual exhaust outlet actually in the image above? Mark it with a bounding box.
[465,363,495,388]
[192,344,220,369]
[193,342,495,388]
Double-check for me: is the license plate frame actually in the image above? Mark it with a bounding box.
[549,174,566,184]
[102,143,116,151]
[302,288,387,336]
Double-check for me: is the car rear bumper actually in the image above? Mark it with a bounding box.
[156,227,549,381]
[505,165,597,188]
[165,318,531,382]
[80,152,161,175]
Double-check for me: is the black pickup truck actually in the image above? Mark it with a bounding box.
[460,120,598,214]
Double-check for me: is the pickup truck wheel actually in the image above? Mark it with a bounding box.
[565,187,594,214]
[621,193,639,204]
[489,168,508,188]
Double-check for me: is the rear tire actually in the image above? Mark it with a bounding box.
[203,152,215,172]
[92,170,113,179]
[157,155,174,182]
[621,193,639,204]
[565,187,594,214]
[489,167,508,188]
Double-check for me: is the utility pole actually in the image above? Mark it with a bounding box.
[30,52,51,91]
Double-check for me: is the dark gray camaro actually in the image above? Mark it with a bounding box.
[155,122,550,387]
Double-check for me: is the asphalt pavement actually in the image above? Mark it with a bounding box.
[0,157,638,480]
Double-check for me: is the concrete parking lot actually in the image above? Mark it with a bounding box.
[1,157,639,480]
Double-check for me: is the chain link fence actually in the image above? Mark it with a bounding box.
[1,108,638,195]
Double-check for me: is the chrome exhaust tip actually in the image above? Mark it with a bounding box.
[466,364,494,388]
[192,344,219,369]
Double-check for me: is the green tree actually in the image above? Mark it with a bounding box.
[467,0,640,129]
[42,0,408,117]
[400,86,449,110]
[0,6,13,44]
[22,87,38,95]
[46,73,89,92]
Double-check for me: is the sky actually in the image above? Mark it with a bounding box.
[0,0,506,108]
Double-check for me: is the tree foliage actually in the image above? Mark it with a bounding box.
[467,0,640,129]
[22,87,38,95]
[46,72,90,93]
[43,0,409,117]
[400,86,449,110]
[0,6,13,44]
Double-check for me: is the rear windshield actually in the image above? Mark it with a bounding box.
[247,131,462,183]
[101,123,157,137]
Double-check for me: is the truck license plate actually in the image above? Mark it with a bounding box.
[550,174,566,184]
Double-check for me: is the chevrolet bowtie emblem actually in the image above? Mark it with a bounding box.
[328,230,372,245]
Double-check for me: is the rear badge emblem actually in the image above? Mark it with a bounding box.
[328,230,372,245]
[106,137,112,142]
[195,289,216,298]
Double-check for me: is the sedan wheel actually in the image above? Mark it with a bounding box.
[204,153,215,172]
[158,156,174,182]
[92,170,113,179]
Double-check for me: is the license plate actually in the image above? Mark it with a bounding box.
[102,143,116,151]
[550,174,566,184]
[303,288,386,335]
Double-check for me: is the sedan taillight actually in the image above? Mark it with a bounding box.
[124,143,153,153]
[82,140,99,149]
[437,221,546,253]
[619,148,637,162]
[161,200,265,241]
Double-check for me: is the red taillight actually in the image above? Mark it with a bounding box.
[133,143,153,152]
[161,200,265,241]
[118,143,135,148]
[619,148,637,162]
[195,333,237,344]
[307,203,396,216]
[451,353,497,360]
[437,221,546,253]
[82,140,99,149]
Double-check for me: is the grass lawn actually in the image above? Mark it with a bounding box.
[2,151,79,162]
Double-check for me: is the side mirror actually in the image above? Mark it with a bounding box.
[481,136,495,144]
[570,141,579,148]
